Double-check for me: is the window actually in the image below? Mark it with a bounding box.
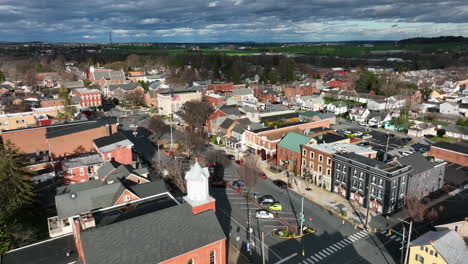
[16,120,25,124]
[326,169,331,176]
[352,180,357,188]
[336,174,341,181]
[107,153,112,160]
[342,165,346,172]
[379,178,383,186]
[353,169,358,176]
[210,251,215,264]
[318,165,322,173]
[188,259,194,264]
[303,149,307,156]
[310,151,314,159]
[327,158,332,165]
[337,164,341,170]
[415,254,424,263]
[359,182,363,190]
[402,177,406,184]
[429,250,434,256]
[68,170,73,177]
[319,155,323,162]
[123,195,131,201]
[309,162,314,169]
[371,187,375,195]
[302,159,306,166]
[377,189,382,198]
[79,167,84,176]
[359,171,364,179]
[372,176,376,183]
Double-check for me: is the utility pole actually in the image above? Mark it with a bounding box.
[400,226,406,264]
[365,174,372,228]
[169,90,173,150]
[261,232,265,264]
[385,132,390,153]
[404,221,413,264]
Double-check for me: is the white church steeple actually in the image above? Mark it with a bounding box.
[183,161,216,215]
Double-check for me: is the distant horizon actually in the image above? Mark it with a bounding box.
[0,1,467,42]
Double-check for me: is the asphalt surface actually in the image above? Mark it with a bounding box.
[212,162,401,264]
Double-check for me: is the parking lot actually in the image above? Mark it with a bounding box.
[444,162,468,186]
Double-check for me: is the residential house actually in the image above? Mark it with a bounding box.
[276,132,315,175]
[367,98,387,111]
[225,121,263,151]
[244,119,331,161]
[97,161,150,185]
[439,102,459,116]
[231,88,255,102]
[408,230,468,264]
[204,94,225,107]
[397,153,446,200]
[62,80,85,89]
[435,218,468,239]
[326,101,348,115]
[284,86,320,99]
[207,83,234,95]
[430,142,468,167]
[207,105,245,133]
[157,90,202,116]
[243,104,295,124]
[127,71,147,83]
[254,87,280,102]
[296,95,325,111]
[104,83,145,102]
[87,66,126,87]
[62,153,103,184]
[40,98,65,108]
[93,132,134,165]
[367,111,392,127]
[407,122,437,137]
[349,107,370,122]
[430,89,448,100]
[36,72,61,88]
[301,143,377,191]
[443,124,468,140]
[333,152,412,214]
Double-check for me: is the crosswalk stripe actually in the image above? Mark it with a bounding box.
[311,255,320,262]
[385,233,391,237]
[305,258,314,264]
[354,233,366,238]
[315,254,322,260]
[319,251,328,257]
[330,244,341,250]
[395,238,401,242]
[390,235,397,239]
[349,237,358,242]
[324,248,335,254]
[337,241,347,247]
[343,238,352,243]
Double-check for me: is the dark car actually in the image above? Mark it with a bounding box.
[210,178,226,188]
[273,180,288,189]
[226,154,235,160]
[233,181,245,187]
[258,195,275,204]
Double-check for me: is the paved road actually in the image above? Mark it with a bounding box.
[212,161,401,264]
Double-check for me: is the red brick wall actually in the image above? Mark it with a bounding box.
[64,166,90,184]
[48,124,117,158]
[276,146,302,174]
[430,147,468,166]
[301,145,333,177]
[207,110,228,133]
[192,200,216,215]
[40,99,65,108]
[204,95,225,107]
[284,87,320,98]
[102,146,133,165]
[160,239,226,264]
[114,189,140,205]
[77,93,102,108]
[2,127,48,154]
[208,83,233,93]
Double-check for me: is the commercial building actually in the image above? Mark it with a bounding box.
[430,142,468,166]
[157,90,202,115]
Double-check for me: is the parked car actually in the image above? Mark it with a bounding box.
[269,202,283,211]
[258,195,275,204]
[235,160,245,165]
[256,209,274,219]
[233,181,245,187]
[354,131,363,137]
[359,122,367,126]
[362,134,373,140]
[226,154,235,160]
[260,173,267,179]
[273,179,288,189]
[402,151,413,156]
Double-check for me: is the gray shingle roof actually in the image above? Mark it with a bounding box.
[410,230,468,264]
[220,118,235,130]
[107,83,141,91]
[94,70,125,81]
[231,88,253,96]
[444,124,468,135]
[97,161,119,178]
[219,105,243,116]
[129,180,168,198]
[93,132,134,152]
[62,153,103,170]
[80,203,226,264]
[55,180,127,219]
[397,152,435,175]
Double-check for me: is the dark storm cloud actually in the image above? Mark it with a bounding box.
[0,0,467,42]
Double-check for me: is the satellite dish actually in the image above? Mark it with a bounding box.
[70,193,77,199]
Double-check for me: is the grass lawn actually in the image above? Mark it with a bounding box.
[431,136,457,142]
[416,118,450,126]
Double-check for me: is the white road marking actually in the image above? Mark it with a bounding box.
[395,238,401,242]
[321,250,330,256]
[325,247,335,253]
[305,258,314,264]
[315,254,323,260]
[274,253,298,264]
[390,235,397,239]
[310,255,320,262]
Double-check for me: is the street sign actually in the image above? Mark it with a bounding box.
[246,242,250,252]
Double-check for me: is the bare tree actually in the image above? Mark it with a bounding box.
[176,101,213,134]
[205,150,231,168]
[406,197,445,223]
[178,130,205,157]
[153,155,187,193]
[237,155,262,198]
[147,115,168,142]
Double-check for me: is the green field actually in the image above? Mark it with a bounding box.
[111,41,467,57]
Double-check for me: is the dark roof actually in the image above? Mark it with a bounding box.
[129,180,168,198]
[232,124,246,134]
[314,133,347,144]
[219,118,235,130]
[337,152,390,170]
[397,153,436,175]
[251,121,306,133]
[431,141,468,155]
[443,124,468,135]
[93,132,128,148]
[80,203,225,264]
[46,118,117,139]
[107,83,141,91]
[1,235,77,264]
[97,161,119,178]
[262,88,278,95]
[260,112,299,123]
[219,105,243,116]
[62,153,103,170]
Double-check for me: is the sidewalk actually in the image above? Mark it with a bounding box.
[257,159,389,230]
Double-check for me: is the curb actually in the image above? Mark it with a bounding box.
[272,227,317,239]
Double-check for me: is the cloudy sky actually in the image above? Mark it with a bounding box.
[1,0,467,42]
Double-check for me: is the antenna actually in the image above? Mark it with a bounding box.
[109,31,113,47]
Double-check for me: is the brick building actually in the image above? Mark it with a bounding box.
[284,86,320,99]
[301,143,377,191]
[207,83,234,95]
[73,88,102,109]
[93,132,134,165]
[277,132,314,174]
[207,105,245,133]
[127,71,146,83]
[253,87,280,102]
[87,66,126,87]
[244,119,331,161]
[430,142,468,166]
[40,98,65,108]
[62,153,103,184]
[1,119,118,157]
[204,94,226,107]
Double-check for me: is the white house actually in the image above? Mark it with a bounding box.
[348,107,370,122]
[439,102,460,116]
[443,124,468,140]
[296,95,324,111]
[367,98,387,111]
[407,122,437,137]
[326,101,347,115]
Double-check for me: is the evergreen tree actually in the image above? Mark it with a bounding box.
[57,85,77,120]
[0,142,34,223]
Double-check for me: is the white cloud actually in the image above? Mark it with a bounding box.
[209,1,219,7]
[82,35,96,39]
[140,18,161,25]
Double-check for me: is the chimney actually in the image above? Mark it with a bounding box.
[73,219,87,264]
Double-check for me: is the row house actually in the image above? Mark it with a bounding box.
[284,86,320,99]
[328,79,351,90]
[87,66,126,87]
[207,105,245,133]
[244,119,331,161]
[277,132,315,175]
[62,153,103,184]
[127,71,147,83]
[73,88,102,109]
[295,95,324,111]
[40,98,65,108]
[255,87,280,102]
[204,93,226,107]
[301,143,377,191]
[93,132,135,165]
[207,83,234,95]
[333,152,412,215]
